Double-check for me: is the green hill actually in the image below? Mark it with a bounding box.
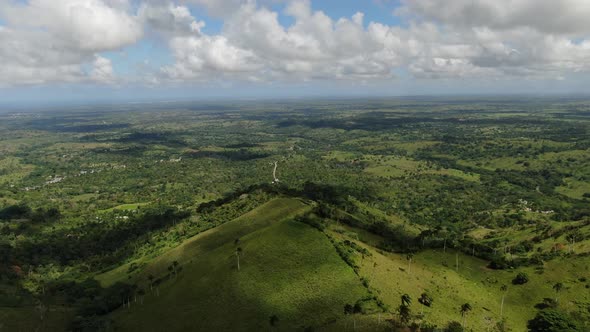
[329,224,590,331]
[105,197,372,331]
[97,197,590,331]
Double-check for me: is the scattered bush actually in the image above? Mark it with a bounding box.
[445,321,464,332]
[527,309,582,332]
[512,272,529,285]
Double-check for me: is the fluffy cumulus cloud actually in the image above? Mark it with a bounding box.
[138,1,204,36]
[397,0,590,36]
[90,56,116,83]
[161,0,590,83]
[394,0,590,79]
[162,0,403,82]
[185,0,247,18]
[1,0,590,86]
[0,0,141,85]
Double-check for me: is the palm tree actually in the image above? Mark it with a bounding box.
[406,253,414,274]
[398,304,411,325]
[460,303,472,327]
[172,260,179,276]
[553,282,564,302]
[500,285,508,317]
[137,288,145,304]
[371,261,377,281]
[397,293,412,326]
[147,274,154,292]
[343,304,356,330]
[566,234,576,253]
[401,293,412,307]
[236,247,243,271]
[269,314,279,327]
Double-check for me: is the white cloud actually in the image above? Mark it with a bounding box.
[1,0,142,51]
[0,0,141,85]
[163,1,402,82]
[163,35,261,80]
[390,0,590,79]
[186,0,284,18]
[162,0,590,83]
[396,0,590,36]
[1,0,590,87]
[139,2,204,36]
[91,56,116,83]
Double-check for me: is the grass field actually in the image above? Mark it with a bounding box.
[0,157,35,184]
[104,198,590,331]
[107,198,372,331]
[330,226,590,331]
[97,197,312,286]
[557,177,590,200]
[363,155,480,182]
[99,202,151,213]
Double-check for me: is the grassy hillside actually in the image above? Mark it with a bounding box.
[103,197,590,332]
[97,197,309,286]
[329,225,590,331]
[106,197,372,331]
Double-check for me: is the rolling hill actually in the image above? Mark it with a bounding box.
[102,197,373,331]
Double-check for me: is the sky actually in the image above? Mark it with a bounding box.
[1,0,590,105]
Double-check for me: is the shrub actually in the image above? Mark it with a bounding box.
[445,321,464,332]
[512,272,529,285]
[527,309,582,331]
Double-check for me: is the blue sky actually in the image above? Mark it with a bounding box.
[1,0,589,105]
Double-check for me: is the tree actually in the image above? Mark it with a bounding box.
[527,309,582,331]
[137,288,145,304]
[172,260,179,276]
[398,294,413,326]
[236,247,243,271]
[353,302,362,314]
[512,272,529,285]
[401,293,412,307]
[269,314,279,327]
[344,304,357,330]
[418,292,433,318]
[398,304,412,325]
[418,292,433,307]
[147,274,154,292]
[566,234,577,253]
[445,321,464,332]
[35,300,47,321]
[552,282,564,302]
[500,285,508,317]
[344,304,354,315]
[407,253,414,274]
[496,318,509,332]
[460,303,472,327]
